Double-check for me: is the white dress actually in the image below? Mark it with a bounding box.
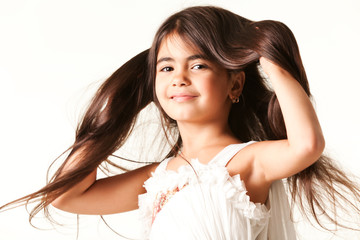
[138,142,297,240]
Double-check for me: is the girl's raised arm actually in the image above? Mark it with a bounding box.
[250,57,325,182]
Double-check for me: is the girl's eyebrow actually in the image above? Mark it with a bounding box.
[156,54,207,65]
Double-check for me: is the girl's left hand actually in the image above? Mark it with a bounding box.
[259,57,289,79]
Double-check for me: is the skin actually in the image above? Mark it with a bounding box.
[51,33,325,215]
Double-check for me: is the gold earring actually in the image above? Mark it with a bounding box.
[232,96,239,104]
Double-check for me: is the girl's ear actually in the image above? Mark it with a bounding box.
[229,71,245,99]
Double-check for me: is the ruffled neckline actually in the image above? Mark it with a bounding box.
[138,157,270,238]
[150,158,268,213]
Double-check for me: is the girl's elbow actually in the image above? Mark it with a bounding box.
[310,134,325,156]
[298,134,325,163]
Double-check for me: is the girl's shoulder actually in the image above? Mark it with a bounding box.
[226,141,257,177]
[147,162,161,177]
[226,141,271,204]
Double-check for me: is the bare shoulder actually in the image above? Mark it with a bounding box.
[226,140,279,178]
[226,141,258,177]
[226,142,270,203]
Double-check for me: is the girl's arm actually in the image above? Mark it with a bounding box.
[249,57,325,182]
[51,153,158,215]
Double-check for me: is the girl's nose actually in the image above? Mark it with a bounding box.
[171,71,190,87]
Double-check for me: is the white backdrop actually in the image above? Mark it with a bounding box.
[0,0,359,239]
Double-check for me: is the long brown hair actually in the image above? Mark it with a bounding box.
[1,6,359,231]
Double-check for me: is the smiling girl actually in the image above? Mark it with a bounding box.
[1,6,359,240]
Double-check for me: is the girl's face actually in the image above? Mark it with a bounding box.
[155,34,235,125]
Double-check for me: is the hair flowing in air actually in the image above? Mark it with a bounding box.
[1,6,359,231]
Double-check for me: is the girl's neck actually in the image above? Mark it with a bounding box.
[177,121,240,159]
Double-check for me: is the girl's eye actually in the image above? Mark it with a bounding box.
[160,66,173,72]
[192,64,208,70]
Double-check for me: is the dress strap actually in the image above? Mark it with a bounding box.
[209,141,256,167]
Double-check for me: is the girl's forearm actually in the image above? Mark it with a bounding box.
[260,57,325,155]
[51,150,98,209]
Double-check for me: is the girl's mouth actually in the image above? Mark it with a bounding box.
[170,94,197,102]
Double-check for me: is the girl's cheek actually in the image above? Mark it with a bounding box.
[154,79,160,95]
[155,81,166,103]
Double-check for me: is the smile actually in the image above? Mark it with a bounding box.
[170,94,197,102]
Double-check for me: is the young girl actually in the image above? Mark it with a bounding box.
[2,5,360,240]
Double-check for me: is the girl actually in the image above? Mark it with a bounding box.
[1,5,360,240]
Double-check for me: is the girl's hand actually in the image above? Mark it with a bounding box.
[259,57,290,80]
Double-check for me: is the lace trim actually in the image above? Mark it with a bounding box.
[151,183,188,224]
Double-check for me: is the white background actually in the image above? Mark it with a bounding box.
[0,0,359,239]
